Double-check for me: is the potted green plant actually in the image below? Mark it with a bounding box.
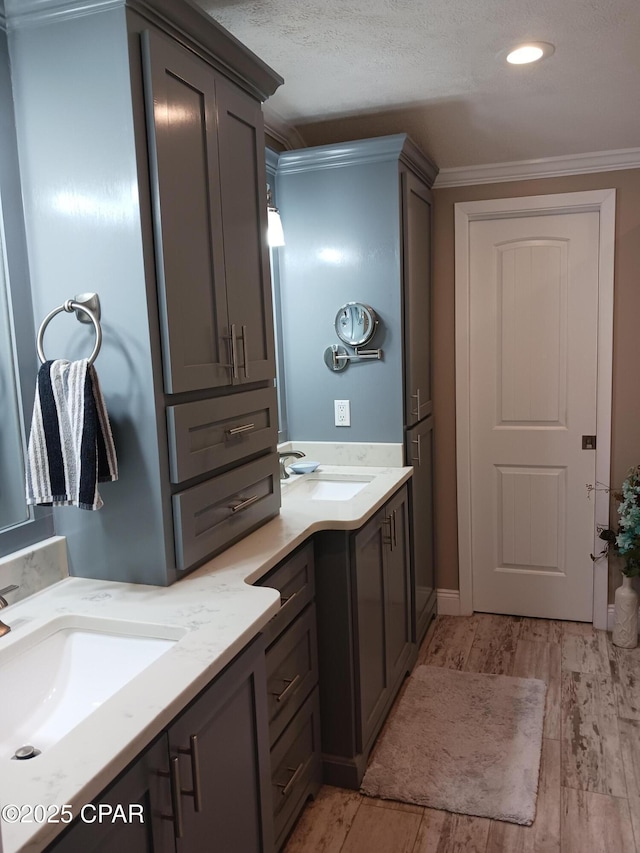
[592,465,640,648]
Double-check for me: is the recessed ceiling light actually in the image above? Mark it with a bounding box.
[506,42,555,65]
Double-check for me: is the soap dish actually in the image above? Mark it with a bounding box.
[289,460,320,474]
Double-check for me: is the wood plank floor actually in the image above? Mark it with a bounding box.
[283,614,640,853]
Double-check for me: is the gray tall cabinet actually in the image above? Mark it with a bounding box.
[7,0,283,585]
[276,136,438,643]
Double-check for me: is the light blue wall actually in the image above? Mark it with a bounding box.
[277,146,404,443]
[9,8,173,583]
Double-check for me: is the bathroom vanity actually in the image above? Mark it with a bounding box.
[0,465,411,853]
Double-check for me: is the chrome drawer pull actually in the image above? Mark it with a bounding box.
[178,735,202,813]
[229,494,259,513]
[392,509,397,549]
[411,434,422,466]
[278,762,305,798]
[273,674,301,705]
[225,422,255,437]
[160,756,184,839]
[411,388,421,418]
[241,324,249,379]
[230,324,239,380]
[280,589,299,607]
[383,516,393,550]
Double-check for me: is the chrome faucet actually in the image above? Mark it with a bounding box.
[0,584,18,637]
[278,450,305,480]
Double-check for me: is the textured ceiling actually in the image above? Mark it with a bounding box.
[194,0,640,169]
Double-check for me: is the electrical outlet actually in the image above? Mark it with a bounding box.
[334,399,351,427]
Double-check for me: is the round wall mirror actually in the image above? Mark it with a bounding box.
[334,302,378,347]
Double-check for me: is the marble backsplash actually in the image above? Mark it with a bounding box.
[0,536,68,605]
[277,441,404,467]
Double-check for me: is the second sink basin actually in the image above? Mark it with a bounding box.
[288,472,374,501]
[0,615,183,760]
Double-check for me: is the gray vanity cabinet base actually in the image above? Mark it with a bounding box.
[406,417,437,644]
[314,485,416,789]
[169,637,273,853]
[271,688,322,851]
[46,638,273,853]
[45,736,174,853]
[256,541,322,850]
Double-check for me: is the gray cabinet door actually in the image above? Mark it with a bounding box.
[406,417,437,643]
[352,506,389,751]
[46,736,174,853]
[314,484,414,788]
[169,638,273,853]
[402,169,433,425]
[141,30,231,394]
[383,486,413,688]
[353,485,412,752]
[216,78,276,385]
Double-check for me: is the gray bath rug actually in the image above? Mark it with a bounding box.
[361,665,546,825]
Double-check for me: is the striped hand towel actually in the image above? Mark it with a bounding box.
[26,359,118,510]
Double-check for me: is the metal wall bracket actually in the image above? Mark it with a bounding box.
[323,344,383,372]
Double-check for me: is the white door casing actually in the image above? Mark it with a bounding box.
[455,190,615,627]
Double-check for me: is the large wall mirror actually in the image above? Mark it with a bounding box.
[0,29,52,557]
[0,227,28,533]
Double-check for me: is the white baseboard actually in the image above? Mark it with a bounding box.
[436,588,461,616]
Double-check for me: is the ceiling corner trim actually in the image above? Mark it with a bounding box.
[434,148,640,188]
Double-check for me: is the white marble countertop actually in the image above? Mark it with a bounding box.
[0,464,411,853]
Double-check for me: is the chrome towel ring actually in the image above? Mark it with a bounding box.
[36,293,102,366]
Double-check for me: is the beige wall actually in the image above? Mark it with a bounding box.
[432,169,640,598]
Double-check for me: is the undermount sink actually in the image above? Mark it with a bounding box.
[0,615,183,760]
[287,472,374,501]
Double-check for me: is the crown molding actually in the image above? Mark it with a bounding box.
[2,0,121,28]
[263,105,307,152]
[434,147,640,188]
[2,0,282,101]
[277,132,438,186]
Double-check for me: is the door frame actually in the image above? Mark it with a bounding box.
[455,189,616,628]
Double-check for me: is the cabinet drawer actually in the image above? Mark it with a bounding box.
[271,688,322,850]
[266,604,318,745]
[257,541,315,644]
[173,453,280,571]
[166,387,278,483]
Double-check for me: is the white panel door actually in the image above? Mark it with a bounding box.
[469,212,599,621]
